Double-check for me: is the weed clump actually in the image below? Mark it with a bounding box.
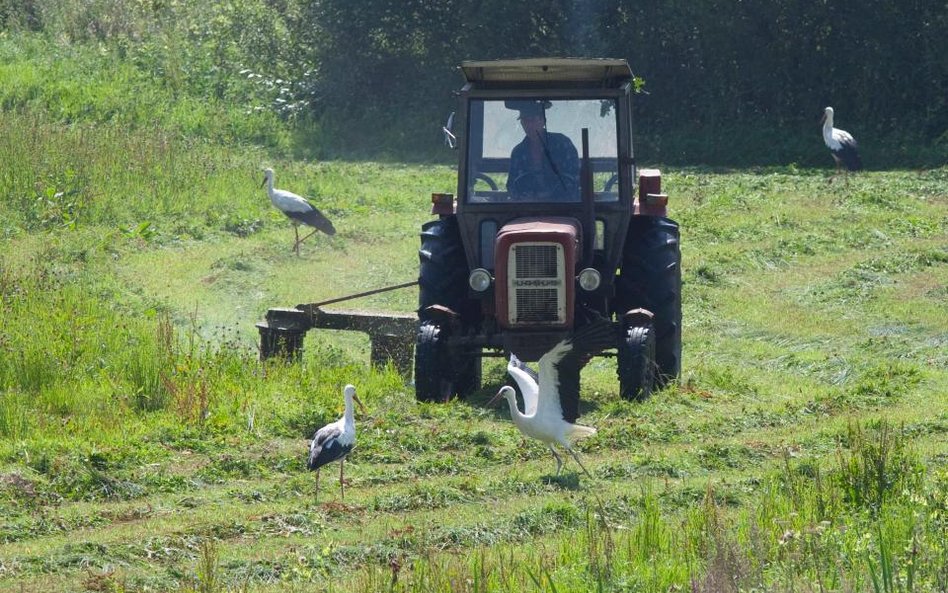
[835,421,925,515]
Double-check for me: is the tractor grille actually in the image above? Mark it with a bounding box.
[507,243,565,325]
[515,289,559,322]
[516,245,558,278]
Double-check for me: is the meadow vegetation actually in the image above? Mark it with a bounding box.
[1,4,947,592]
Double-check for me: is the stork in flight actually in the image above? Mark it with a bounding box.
[821,107,862,178]
[488,319,616,478]
[307,384,366,502]
[261,167,336,254]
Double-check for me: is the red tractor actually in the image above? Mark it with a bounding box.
[416,58,681,406]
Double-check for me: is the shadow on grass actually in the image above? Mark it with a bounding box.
[540,472,583,491]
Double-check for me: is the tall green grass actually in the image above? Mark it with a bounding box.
[0,261,176,437]
[0,32,293,146]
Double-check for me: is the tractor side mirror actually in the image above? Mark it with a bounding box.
[442,111,457,149]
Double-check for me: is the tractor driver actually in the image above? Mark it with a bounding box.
[506,100,580,201]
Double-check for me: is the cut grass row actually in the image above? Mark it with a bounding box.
[3,417,946,591]
[1,110,946,591]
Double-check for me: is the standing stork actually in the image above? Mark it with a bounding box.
[307,384,366,502]
[261,167,336,254]
[488,319,616,478]
[821,107,862,178]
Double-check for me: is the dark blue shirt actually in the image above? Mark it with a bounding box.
[508,132,580,201]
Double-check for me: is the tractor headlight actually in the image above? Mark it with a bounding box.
[578,268,601,292]
[469,268,493,292]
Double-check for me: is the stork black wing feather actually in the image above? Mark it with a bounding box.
[833,143,862,171]
[553,318,617,422]
[307,425,344,470]
[286,206,337,236]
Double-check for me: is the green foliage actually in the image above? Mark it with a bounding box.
[0,261,173,414]
[0,110,268,235]
[3,0,946,163]
[0,7,297,148]
[303,0,948,164]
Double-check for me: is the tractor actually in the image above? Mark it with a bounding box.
[415,58,682,405]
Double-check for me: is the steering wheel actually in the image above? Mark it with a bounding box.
[603,173,619,192]
[472,172,498,191]
[508,170,547,195]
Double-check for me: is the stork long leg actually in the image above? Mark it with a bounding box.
[339,458,345,500]
[297,228,320,246]
[550,446,564,476]
[566,446,595,480]
[293,226,301,254]
[315,468,320,504]
[829,158,842,183]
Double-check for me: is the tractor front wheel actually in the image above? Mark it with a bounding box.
[414,320,480,402]
[617,324,656,401]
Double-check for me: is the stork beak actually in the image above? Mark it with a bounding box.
[486,389,504,407]
[819,112,827,125]
[353,394,367,415]
[260,175,267,188]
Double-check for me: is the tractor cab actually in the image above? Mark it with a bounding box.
[463,96,622,205]
[450,59,637,282]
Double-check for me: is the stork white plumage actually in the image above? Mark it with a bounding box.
[821,106,862,177]
[261,167,336,254]
[489,319,616,478]
[506,352,539,415]
[307,384,366,502]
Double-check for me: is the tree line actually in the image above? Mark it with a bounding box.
[3,0,945,163]
[308,0,946,160]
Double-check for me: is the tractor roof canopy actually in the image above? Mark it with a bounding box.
[460,58,633,85]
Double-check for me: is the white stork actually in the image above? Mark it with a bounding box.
[488,319,616,478]
[307,384,366,502]
[261,167,336,254]
[821,106,862,177]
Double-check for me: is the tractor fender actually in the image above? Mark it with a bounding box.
[621,307,655,328]
[419,304,460,324]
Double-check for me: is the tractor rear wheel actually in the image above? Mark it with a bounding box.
[615,217,682,388]
[418,216,468,312]
[617,324,656,401]
[417,215,481,400]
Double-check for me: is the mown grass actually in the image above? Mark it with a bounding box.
[2,15,947,592]
[1,112,945,590]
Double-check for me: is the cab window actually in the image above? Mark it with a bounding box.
[466,98,620,204]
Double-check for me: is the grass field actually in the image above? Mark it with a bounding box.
[1,19,947,590]
[1,106,946,592]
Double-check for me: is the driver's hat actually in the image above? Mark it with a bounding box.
[505,100,552,119]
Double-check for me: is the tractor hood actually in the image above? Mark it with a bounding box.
[494,217,581,340]
[494,217,582,259]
